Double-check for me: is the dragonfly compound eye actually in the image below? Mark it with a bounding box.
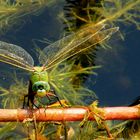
[32,81,50,97]
[38,85,44,90]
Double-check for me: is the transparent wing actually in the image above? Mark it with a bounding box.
[40,23,119,70]
[0,41,34,72]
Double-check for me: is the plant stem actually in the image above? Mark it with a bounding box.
[0,106,139,122]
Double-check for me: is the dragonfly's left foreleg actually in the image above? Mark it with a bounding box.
[47,89,63,106]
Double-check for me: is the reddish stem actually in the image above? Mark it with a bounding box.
[0,106,139,122]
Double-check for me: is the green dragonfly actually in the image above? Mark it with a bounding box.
[0,23,119,108]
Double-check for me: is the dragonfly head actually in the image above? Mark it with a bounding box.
[32,81,50,97]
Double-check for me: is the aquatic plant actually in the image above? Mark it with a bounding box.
[0,0,60,34]
[63,0,140,29]
[62,0,140,71]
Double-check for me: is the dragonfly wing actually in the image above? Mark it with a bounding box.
[0,41,34,72]
[40,23,119,70]
[39,23,105,67]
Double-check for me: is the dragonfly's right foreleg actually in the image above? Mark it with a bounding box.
[23,94,39,109]
[28,94,39,109]
[23,94,28,109]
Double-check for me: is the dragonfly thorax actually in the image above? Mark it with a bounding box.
[30,66,50,97]
[31,66,49,83]
[33,66,45,72]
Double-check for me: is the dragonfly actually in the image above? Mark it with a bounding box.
[0,23,119,108]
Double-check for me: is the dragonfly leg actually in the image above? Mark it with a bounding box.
[24,94,39,109]
[23,94,28,109]
[48,90,63,107]
[29,97,39,109]
[46,93,52,102]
